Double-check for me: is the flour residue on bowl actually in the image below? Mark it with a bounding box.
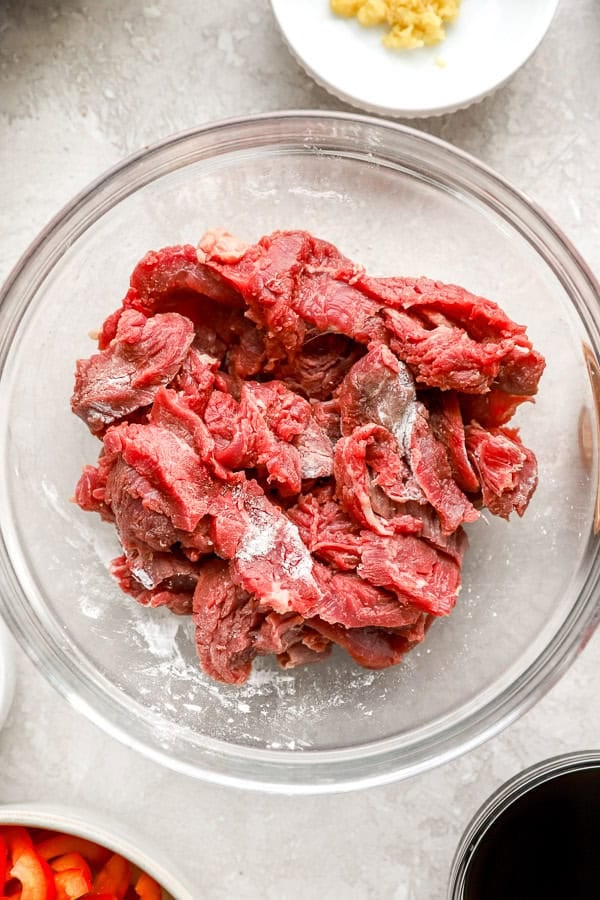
[132,607,182,658]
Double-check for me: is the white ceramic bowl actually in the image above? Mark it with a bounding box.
[0,804,195,900]
[271,0,560,117]
[0,617,15,731]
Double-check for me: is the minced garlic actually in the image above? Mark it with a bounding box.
[330,0,461,50]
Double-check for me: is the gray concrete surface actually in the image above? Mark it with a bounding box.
[1,1,600,898]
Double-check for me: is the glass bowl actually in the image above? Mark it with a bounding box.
[1,112,599,793]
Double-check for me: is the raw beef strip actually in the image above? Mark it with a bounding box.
[229,483,321,616]
[459,389,530,429]
[336,344,416,439]
[194,229,543,399]
[102,422,217,532]
[103,455,216,560]
[356,531,464,616]
[198,229,309,356]
[494,346,546,396]
[313,562,425,629]
[465,423,538,519]
[112,554,197,615]
[204,229,386,344]
[244,381,311,441]
[192,558,326,684]
[403,503,468,566]
[286,485,363,572]
[275,332,364,400]
[235,384,304,494]
[358,275,528,343]
[293,418,334,481]
[278,639,332,669]
[172,347,220,415]
[383,308,513,394]
[72,310,194,433]
[333,423,423,536]
[75,460,115,522]
[192,560,261,685]
[429,391,480,494]
[98,245,244,349]
[407,404,479,534]
[308,619,421,669]
[147,386,242,487]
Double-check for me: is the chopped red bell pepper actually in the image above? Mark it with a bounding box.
[10,848,56,900]
[35,838,109,868]
[2,880,23,900]
[2,877,23,899]
[133,873,161,900]
[53,867,92,900]
[48,854,91,885]
[0,836,8,888]
[78,895,118,899]
[0,829,33,863]
[3,827,163,900]
[92,855,130,900]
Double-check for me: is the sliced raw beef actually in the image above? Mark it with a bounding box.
[459,389,530,429]
[229,483,321,616]
[72,310,194,433]
[192,560,260,685]
[429,391,480,494]
[194,229,544,397]
[356,531,464,616]
[275,332,364,400]
[313,562,426,629]
[73,228,544,684]
[112,552,200,615]
[384,308,513,394]
[192,558,327,684]
[336,343,416,439]
[334,423,423,536]
[357,275,528,342]
[465,423,538,519]
[407,404,478,534]
[308,619,422,670]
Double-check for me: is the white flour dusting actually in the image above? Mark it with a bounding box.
[236,505,317,586]
[236,509,277,562]
[280,520,315,582]
[133,608,182,658]
[130,566,154,590]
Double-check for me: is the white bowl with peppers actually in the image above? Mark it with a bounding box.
[0,806,195,900]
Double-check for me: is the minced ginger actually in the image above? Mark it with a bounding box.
[330,0,461,50]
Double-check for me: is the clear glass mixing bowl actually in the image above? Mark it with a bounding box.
[1,112,599,793]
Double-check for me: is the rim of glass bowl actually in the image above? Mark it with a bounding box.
[1,111,600,794]
[448,750,600,899]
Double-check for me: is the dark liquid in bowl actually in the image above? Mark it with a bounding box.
[464,768,600,900]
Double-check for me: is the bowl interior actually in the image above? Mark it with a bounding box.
[0,116,598,787]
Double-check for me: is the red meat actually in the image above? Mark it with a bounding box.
[465,423,538,519]
[429,391,480,493]
[72,310,194,433]
[73,228,544,684]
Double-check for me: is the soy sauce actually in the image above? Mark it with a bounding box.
[464,768,600,900]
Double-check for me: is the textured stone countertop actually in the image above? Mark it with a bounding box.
[1,2,600,898]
